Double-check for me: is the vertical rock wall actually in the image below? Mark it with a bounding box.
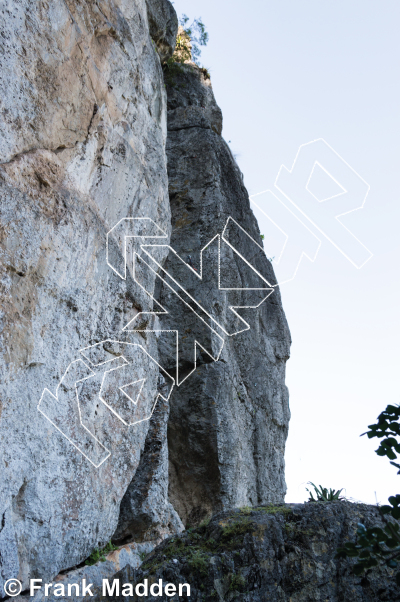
[0,0,291,593]
[161,64,291,526]
[0,0,178,593]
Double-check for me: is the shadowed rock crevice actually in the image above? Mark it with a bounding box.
[168,366,223,528]
[112,396,183,546]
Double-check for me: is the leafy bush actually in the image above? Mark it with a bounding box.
[171,26,192,64]
[364,404,400,474]
[179,15,209,65]
[336,404,400,586]
[187,549,209,575]
[229,573,246,592]
[163,15,209,88]
[85,540,118,566]
[306,482,345,502]
[165,14,208,67]
[337,520,400,582]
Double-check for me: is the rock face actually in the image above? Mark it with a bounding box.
[105,503,400,602]
[145,0,178,63]
[17,539,160,602]
[0,0,179,595]
[0,0,291,595]
[104,62,291,543]
[162,64,291,526]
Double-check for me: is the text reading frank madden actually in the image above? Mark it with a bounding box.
[30,579,191,597]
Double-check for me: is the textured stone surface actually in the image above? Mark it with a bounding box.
[0,0,178,595]
[16,539,160,602]
[145,0,178,63]
[0,0,293,595]
[159,64,291,526]
[104,503,400,601]
[113,395,183,545]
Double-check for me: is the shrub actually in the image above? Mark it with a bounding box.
[336,404,400,586]
[163,14,209,87]
[187,549,209,576]
[229,573,246,592]
[85,541,118,566]
[179,15,209,65]
[306,482,345,502]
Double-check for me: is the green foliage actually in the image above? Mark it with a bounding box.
[229,573,246,592]
[336,521,400,586]
[239,505,253,515]
[180,14,209,65]
[187,549,209,575]
[141,526,219,574]
[173,29,192,64]
[260,234,265,240]
[364,404,400,474]
[163,14,209,88]
[306,482,345,502]
[138,550,148,562]
[258,504,293,516]
[221,517,253,541]
[336,403,400,586]
[85,541,118,566]
[380,494,400,521]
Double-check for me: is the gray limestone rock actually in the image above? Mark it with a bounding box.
[16,540,160,602]
[113,395,183,545]
[0,0,293,595]
[145,0,178,63]
[156,63,291,527]
[103,503,400,602]
[0,0,178,595]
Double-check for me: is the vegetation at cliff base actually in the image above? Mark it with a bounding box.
[306,482,345,502]
[336,403,400,586]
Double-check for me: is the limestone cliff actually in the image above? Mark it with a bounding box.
[164,64,291,526]
[0,0,178,593]
[0,0,291,596]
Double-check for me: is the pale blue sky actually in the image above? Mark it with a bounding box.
[171,0,400,504]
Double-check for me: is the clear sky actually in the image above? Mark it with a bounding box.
[171,0,400,504]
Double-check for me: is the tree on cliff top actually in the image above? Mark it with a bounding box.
[179,14,208,64]
[169,14,208,65]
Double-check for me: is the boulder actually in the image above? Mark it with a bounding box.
[105,503,400,601]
